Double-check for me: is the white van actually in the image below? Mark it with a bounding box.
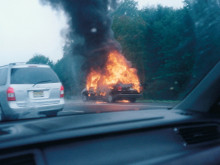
[0,63,64,120]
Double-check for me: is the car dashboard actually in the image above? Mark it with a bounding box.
[0,109,219,165]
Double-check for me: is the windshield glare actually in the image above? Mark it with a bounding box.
[0,0,219,121]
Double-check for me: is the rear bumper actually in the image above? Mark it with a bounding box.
[5,99,64,118]
[113,93,142,100]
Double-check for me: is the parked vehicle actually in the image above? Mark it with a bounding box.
[0,63,64,120]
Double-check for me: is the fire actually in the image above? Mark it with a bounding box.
[86,51,141,94]
[95,101,106,104]
[117,100,130,103]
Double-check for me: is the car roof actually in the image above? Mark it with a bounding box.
[0,63,50,69]
[11,64,50,68]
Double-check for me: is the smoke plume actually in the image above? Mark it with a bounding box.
[41,0,120,73]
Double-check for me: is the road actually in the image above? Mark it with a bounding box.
[4,100,175,120]
[58,100,173,116]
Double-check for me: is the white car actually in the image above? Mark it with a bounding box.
[0,63,64,120]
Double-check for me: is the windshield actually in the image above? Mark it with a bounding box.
[11,68,60,84]
[0,0,219,121]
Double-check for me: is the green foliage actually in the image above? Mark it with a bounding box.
[112,1,196,100]
[112,0,138,18]
[53,56,74,97]
[27,54,54,68]
[185,0,220,85]
[53,44,85,97]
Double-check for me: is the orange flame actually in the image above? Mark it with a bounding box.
[117,100,130,103]
[95,101,106,104]
[86,51,140,94]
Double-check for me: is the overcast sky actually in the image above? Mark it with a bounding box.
[0,0,184,66]
[0,0,68,66]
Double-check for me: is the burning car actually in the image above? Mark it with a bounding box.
[81,83,142,103]
[81,51,142,103]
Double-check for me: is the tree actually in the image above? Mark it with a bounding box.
[185,0,220,85]
[53,44,86,97]
[112,0,148,84]
[112,0,196,99]
[27,54,54,68]
[141,6,196,99]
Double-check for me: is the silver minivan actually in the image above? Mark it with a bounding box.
[0,63,64,120]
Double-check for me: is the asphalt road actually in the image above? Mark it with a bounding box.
[58,100,173,116]
[3,100,175,120]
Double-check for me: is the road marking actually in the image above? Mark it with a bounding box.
[62,110,85,113]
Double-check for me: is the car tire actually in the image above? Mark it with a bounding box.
[130,98,136,103]
[0,106,4,121]
[107,95,114,103]
[45,110,60,117]
[82,94,88,102]
[0,106,18,121]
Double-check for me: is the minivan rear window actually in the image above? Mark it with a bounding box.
[11,67,60,84]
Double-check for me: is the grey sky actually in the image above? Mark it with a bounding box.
[0,0,184,66]
[0,0,68,66]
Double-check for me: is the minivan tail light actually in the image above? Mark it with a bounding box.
[60,85,64,98]
[7,87,16,101]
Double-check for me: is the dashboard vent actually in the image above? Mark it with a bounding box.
[0,154,36,165]
[176,125,219,145]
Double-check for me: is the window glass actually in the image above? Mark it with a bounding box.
[11,68,59,84]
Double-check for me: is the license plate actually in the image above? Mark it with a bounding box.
[130,87,134,90]
[33,91,44,97]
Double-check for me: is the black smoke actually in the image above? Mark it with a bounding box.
[41,0,120,73]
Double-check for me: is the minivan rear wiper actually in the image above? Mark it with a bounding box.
[33,80,52,87]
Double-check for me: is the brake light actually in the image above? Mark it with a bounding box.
[7,87,16,101]
[117,86,122,91]
[60,85,64,98]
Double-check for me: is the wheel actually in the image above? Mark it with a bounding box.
[45,110,59,117]
[82,94,88,102]
[0,106,4,121]
[130,98,136,103]
[107,95,114,103]
[0,106,18,121]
